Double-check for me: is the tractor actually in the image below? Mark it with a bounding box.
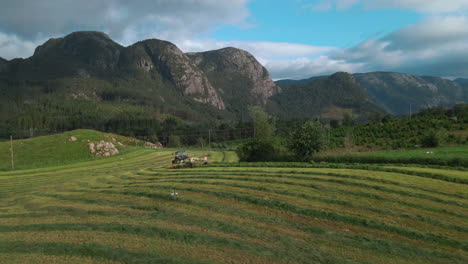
[170,151,210,169]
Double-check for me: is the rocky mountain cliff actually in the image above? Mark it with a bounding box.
[187,48,280,113]
[122,39,225,109]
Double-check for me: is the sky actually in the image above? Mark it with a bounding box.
[1,0,468,80]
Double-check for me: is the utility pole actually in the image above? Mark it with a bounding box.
[208,129,211,148]
[10,136,14,170]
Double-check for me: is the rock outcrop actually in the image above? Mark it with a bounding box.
[88,141,119,157]
[144,141,163,149]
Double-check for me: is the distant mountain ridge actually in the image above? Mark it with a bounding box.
[277,72,467,115]
[268,72,385,121]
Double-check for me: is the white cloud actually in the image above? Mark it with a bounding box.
[0,0,250,44]
[178,39,334,59]
[0,32,43,60]
[328,15,468,77]
[0,0,251,59]
[311,0,468,13]
[265,56,362,80]
[251,14,468,79]
[383,16,468,51]
[176,39,336,78]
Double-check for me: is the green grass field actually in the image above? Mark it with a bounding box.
[0,130,143,171]
[314,146,468,167]
[0,137,467,263]
[356,146,468,160]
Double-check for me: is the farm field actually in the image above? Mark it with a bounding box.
[0,148,467,263]
[355,146,468,160]
[314,145,468,167]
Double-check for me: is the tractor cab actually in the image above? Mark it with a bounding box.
[172,151,189,164]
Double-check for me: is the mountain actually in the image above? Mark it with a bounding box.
[0,57,6,72]
[277,72,467,115]
[354,72,466,114]
[122,39,225,109]
[454,78,468,86]
[268,72,385,121]
[187,48,280,114]
[0,31,280,134]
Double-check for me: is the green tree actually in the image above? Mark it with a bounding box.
[167,135,182,148]
[421,129,447,148]
[237,107,277,162]
[197,137,207,148]
[288,121,328,160]
[250,106,275,142]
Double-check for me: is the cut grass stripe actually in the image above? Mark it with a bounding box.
[209,163,468,184]
[0,224,351,264]
[168,169,468,200]
[147,178,468,234]
[0,241,207,264]
[139,173,467,219]
[149,171,468,208]
[136,184,468,251]
[72,188,467,262]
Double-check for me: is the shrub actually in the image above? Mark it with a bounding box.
[237,139,277,162]
[287,121,328,161]
[421,129,447,148]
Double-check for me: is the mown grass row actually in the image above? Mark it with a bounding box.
[144,178,468,234]
[116,183,467,251]
[158,168,467,200]
[312,153,468,168]
[112,170,468,226]
[147,170,468,206]
[210,162,468,183]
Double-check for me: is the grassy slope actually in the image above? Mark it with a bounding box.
[315,146,468,167]
[351,146,468,160]
[0,148,467,263]
[0,130,141,171]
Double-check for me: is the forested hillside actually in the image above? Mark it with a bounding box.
[268,72,385,121]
